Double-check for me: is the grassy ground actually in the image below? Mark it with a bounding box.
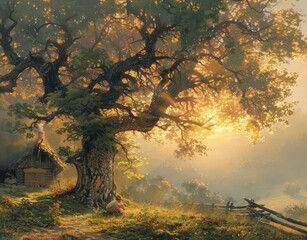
[0,184,305,240]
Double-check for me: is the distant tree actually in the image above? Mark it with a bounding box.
[181,179,223,204]
[127,176,174,204]
[126,176,222,205]
[283,181,301,197]
[0,0,306,207]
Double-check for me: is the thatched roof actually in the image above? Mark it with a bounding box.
[0,138,66,172]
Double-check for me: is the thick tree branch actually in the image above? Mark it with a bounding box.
[104,15,274,135]
[0,0,21,66]
[210,20,271,42]
[33,19,76,69]
[12,108,68,135]
[0,59,34,93]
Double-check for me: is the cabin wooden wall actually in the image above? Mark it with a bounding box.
[16,154,60,187]
[16,168,24,185]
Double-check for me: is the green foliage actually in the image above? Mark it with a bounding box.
[0,101,30,167]
[181,179,209,203]
[101,208,304,240]
[50,89,99,119]
[3,0,306,157]
[4,0,118,56]
[114,136,145,192]
[48,89,108,141]
[126,176,175,204]
[130,0,224,46]
[117,154,144,180]
[0,196,17,209]
[126,176,223,205]
[9,103,47,120]
[0,194,64,236]
[58,146,74,158]
[48,200,64,225]
[0,187,304,239]
[8,102,49,138]
[56,121,83,142]
[71,48,112,72]
[179,179,223,204]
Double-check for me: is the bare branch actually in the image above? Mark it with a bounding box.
[32,19,78,69]
[210,20,272,42]
[89,20,111,51]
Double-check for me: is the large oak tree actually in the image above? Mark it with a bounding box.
[0,0,306,207]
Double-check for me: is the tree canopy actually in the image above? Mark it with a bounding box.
[0,0,306,206]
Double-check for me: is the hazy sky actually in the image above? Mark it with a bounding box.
[141,0,307,203]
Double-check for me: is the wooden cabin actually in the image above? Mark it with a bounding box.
[0,136,65,187]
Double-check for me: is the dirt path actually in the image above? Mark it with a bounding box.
[17,215,117,240]
[0,185,117,240]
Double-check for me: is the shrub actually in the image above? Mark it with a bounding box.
[102,208,304,240]
[0,196,64,236]
[9,198,34,222]
[285,203,307,220]
[51,181,75,197]
[48,200,63,225]
[0,196,16,209]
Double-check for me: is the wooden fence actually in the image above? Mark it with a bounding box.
[181,199,307,236]
[244,198,307,236]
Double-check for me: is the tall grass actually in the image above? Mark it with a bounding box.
[50,180,75,197]
[90,207,305,240]
[0,186,305,240]
[285,203,307,221]
[0,194,63,236]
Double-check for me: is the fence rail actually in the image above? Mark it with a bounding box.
[244,198,307,235]
[182,199,307,236]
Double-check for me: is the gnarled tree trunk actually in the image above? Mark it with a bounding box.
[68,139,117,208]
